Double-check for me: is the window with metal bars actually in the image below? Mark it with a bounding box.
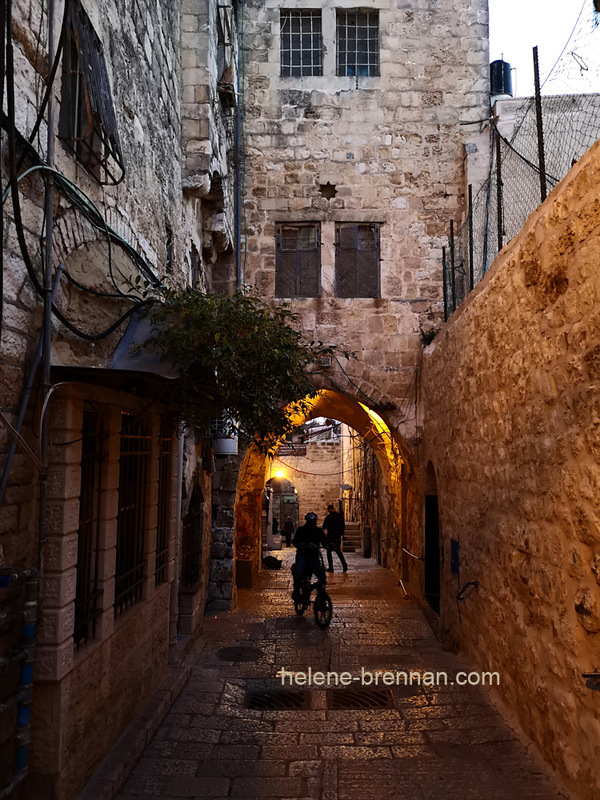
[114,414,151,616]
[155,422,173,587]
[58,0,125,184]
[335,223,380,297]
[275,223,320,297]
[280,10,322,77]
[336,10,379,77]
[73,407,103,649]
[181,488,204,590]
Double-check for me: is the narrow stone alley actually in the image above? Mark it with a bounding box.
[116,552,565,800]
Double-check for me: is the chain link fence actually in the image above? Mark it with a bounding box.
[444,3,600,318]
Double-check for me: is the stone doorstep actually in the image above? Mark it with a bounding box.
[77,663,191,800]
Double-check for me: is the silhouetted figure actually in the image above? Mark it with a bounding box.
[291,512,327,596]
[323,503,347,573]
[283,518,294,547]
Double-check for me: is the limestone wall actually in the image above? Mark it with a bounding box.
[421,140,600,800]
[271,440,343,525]
[242,0,489,443]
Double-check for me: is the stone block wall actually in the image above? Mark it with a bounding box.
[421,140,600,800]
[271,440,342,524]
[241,0,489,443]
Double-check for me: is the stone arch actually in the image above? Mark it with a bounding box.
[233,389,421,588]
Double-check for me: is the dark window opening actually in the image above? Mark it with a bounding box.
[114,414,150,616]
[280,10,322,77]
[275,223,320,297]
[335,222,380,297]
[155,421,173,587]
[336,10,379,77]
[181,488,204,590]
[165,225,174,274]
[58,0,125,184]
[73,407,103,649]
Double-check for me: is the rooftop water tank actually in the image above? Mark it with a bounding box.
[490,59,513,100]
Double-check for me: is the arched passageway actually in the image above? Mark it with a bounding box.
[233,389,421,592]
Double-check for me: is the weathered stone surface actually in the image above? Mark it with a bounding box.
[422,140,600,800]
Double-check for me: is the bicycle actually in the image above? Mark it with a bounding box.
[291,547,333,629]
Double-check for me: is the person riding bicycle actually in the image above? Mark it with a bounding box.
[291,512,327,598]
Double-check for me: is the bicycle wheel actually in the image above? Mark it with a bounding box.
[313,590,333,629]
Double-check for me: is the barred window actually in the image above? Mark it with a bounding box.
[58,0,125,184]
[114,414,150,616]
[155,421,173,587]
[280,10,322,77]
[335,223,380,298]
[73,407,103,649]
[275,223,320,298]
[336,10,379,77]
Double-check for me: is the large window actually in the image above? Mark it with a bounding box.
[114,414,151,616]
[335,223,380,297]
[280,10,322,77]
[154,422,172,587]
[275,223,320,297]
[73,408,103,649]
[59,0,125,184]
[336,10,379,77]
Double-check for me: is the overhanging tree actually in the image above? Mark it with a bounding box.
[142,288,336,448]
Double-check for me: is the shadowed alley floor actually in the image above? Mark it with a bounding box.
[116,551,565,800]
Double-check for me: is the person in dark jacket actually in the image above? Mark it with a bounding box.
[291,512,327,596]
[322,503,348,573]
[283,517,294,547]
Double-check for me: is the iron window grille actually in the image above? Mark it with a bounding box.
[181,488,204,590]
[114,414,151,617]
[58,0,125,185]
[336,10,379,77]
[280,10,323,77]
[73,407,103,649]
[275,223,321,298]
[335,223,380,298]
[155,421,173,587]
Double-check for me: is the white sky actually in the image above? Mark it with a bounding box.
[488,0,589,96]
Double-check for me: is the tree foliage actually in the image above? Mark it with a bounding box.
[143,289,334,448]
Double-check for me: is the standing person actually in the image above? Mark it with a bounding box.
[323,503,348,573]
[283,517,294,547]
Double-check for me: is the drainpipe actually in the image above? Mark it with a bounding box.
[234,0,243,289]
[38,0,56,580]
[169,431,185,654]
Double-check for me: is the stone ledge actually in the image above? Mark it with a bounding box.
[77,663,191,800]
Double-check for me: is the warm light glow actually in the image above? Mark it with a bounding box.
[275,469,286,478]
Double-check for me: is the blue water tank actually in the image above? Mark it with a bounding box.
[490,60,513,97]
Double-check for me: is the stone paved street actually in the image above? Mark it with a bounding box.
[117,552,565,800]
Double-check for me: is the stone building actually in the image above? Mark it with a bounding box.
[232,0,489,591]
[0,0,237,797]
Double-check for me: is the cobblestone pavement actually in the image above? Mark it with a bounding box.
[117,551,565,800]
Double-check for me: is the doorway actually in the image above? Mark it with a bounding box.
[424,463,440,613]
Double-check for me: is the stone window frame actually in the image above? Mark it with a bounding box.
[335,9,380,78]
[275,221,322,298]
[38,390,176,681]
[58,0,125,185]
[279,9,323,77]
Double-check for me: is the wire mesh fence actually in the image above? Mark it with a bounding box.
[444,3,600,319]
